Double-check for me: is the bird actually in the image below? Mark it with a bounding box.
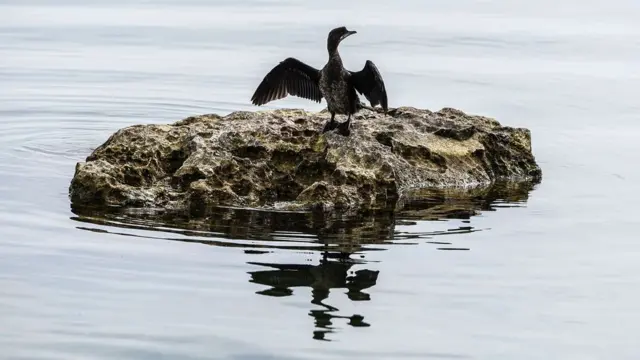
[250,26,388,136]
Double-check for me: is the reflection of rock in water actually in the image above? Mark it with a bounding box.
[70,180,536,249]
[397,181,536,219]
[248,254,379,341]
[68,182,536,341]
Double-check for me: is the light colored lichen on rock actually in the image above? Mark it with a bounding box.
[69,106,541,213]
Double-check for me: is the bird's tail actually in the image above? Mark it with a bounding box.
[358,101,387,114]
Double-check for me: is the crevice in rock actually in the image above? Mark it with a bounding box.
[375,132,394,148]
[273,175,304,202]
[171,167,206,189]
[433,126,476,141]
[231,145,268,160]
[167,149,188,174]
[231,178,254,197]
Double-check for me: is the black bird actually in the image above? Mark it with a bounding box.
[250,26,388,136]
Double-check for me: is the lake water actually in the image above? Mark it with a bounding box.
[1,1,639,359]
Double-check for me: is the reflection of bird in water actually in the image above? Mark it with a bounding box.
[247,250,379,341]
[248,251,378,295]
[308,278,374,341]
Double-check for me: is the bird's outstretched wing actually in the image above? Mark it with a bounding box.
[350,60,388,112]
[251,57,322,106]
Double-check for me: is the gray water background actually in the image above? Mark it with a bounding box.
[1,0,639,359]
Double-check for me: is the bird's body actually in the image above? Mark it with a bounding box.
[319,56,357,116]
[250,26,388,136]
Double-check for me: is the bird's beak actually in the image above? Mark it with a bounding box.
[342,30,357,41]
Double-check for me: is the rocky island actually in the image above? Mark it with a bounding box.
[69,107,542,215]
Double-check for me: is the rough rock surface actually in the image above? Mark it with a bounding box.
[69,107,542,213]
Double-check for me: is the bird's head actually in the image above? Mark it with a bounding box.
[327,26,357,53]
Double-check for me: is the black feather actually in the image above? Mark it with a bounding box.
[349,60,388,112]
[250,57,322,105]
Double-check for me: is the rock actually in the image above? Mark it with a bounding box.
[69,106,542,214]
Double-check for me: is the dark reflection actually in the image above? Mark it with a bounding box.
[248,250,378,341]
[70,181,536,250]
[69,181,536,341]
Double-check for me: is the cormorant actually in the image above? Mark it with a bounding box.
[250,26,388,136]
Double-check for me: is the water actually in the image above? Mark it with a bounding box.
[1,0,639,358]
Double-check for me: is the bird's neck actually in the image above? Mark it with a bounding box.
[327,47,342,63]
[327,40,342,58]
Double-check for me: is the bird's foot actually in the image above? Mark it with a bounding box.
[322,120,339,133]
[336,120,351,137]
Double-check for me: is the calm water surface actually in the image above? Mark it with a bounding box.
[1,1,640,359]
